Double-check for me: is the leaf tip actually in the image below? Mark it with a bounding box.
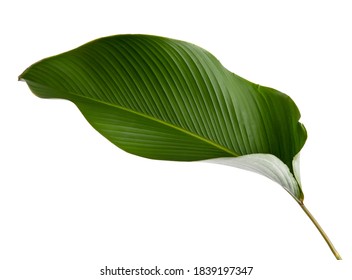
[18,70,27,82]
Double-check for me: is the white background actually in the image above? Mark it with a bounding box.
[1,0,352,279]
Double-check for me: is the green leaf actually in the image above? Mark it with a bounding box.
[19,34,307,201]
[20,35,344,259]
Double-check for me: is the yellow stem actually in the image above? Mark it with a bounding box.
[299,202,342,260]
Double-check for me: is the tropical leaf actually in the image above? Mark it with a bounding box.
[19,34,341,259]
[19,34,306,198]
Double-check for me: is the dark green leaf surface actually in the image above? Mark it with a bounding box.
[19,34,307,199]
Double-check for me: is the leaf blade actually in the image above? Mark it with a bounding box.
[19,34,307,191]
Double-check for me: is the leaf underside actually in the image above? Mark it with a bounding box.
[19,34,307,200]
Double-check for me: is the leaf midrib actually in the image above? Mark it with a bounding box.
[23,78,240,157]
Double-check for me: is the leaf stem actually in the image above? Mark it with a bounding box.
[298,202,342,260]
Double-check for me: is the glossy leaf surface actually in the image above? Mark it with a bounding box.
[19,34,307,200]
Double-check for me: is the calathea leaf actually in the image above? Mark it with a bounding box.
[19,34,306,202]
[20,34,343,259]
